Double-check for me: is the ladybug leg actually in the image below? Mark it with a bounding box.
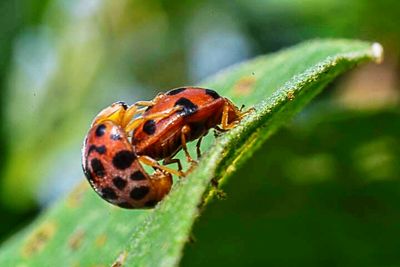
[162,157,183,171]
[196,135,205,159]
[138,155,185,177]
[239,107,256,118]
[181,125,197,164]
[92,102,147,129]
[213,126,227,138]
[134,100,155,107]
[133,93,164,108]
[220,103,237,130]
[120,105,146,128]
[220,100,254,130]
[125,106,183,133]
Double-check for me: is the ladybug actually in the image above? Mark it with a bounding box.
[128,87,251,171]
[82,87,250,208]
[82,103,181,209]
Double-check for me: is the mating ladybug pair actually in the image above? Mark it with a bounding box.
[82,87,250,209]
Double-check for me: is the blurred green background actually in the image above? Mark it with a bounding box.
[1,0,399,265]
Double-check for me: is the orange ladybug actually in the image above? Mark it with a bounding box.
[130,87,250,171]
[82,104,178,209]
[82,87,250,208]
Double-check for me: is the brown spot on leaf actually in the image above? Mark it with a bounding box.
[67,182,89,208]
[22,221,56,257]
[95,234,107,247]
[233,76,256,96]
[68,229,85,250]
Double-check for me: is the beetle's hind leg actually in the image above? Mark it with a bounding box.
[181,125,198,165]
[196,133,207,159]
[162,157,183,172]
[138,155,185,177]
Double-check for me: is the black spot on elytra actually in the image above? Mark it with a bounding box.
[118,202,133,209]
[91,158,105,178]
[130,186,150,200]
[145,199,158,207]
[112,150,136,170]
[143,120,156,135]
[130,171,146,181]
[110,133,121,141]
[175,97,198,116]
[205,89,220,99]
[82,164,94,182]
[88,145,106,155]
[96,145,106,154]
[112,176,127,190]
[166,87,186,96]
[95,124,106,137]
[101,187,117,200]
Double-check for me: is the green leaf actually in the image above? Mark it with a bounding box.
[0,39,382,266]
[182,107,400,266]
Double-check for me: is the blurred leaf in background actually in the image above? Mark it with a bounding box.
[0,0,52,242]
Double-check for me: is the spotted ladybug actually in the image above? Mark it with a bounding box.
[82,87,251,209]
[82,103,177,209]
[130,87,250,170]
